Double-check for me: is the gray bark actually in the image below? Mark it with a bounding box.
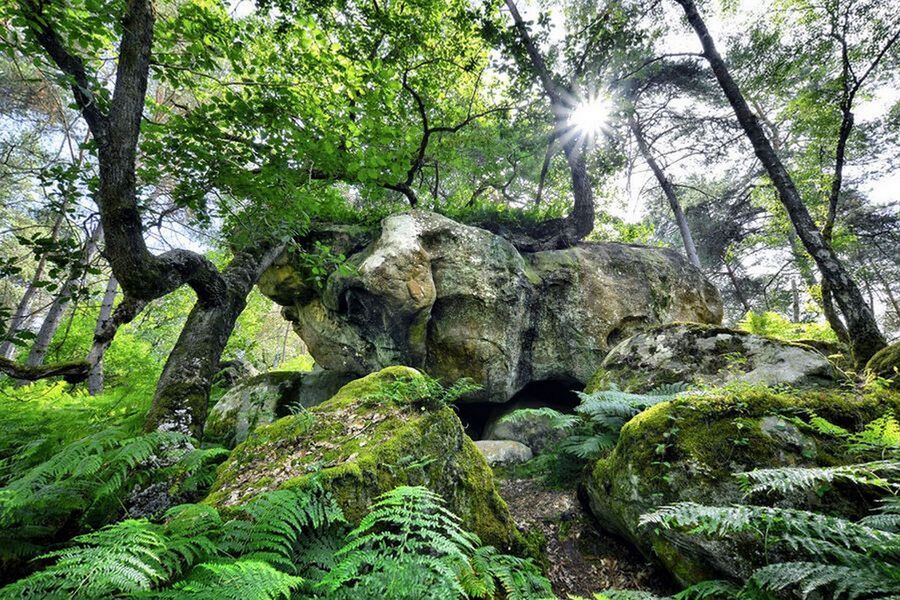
[25,223,102,368]
[88,275,118,394]
[0,212,65,359]
[628,115,701,268]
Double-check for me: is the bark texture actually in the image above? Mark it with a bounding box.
[88,275,119,394]
[674,0,885,365]
[144,243,285,437]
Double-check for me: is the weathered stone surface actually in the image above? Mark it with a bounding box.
[204,368,353,446]
[867,342,900,389]
[205,367,522,550]
[259,211,722,403]
[475,440,534,466]
[587,323,835,393]
[213,358,259,389]
[585,386,898,585]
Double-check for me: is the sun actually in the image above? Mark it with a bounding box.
[568,95,611,139]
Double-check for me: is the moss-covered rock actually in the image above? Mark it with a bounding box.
[585,323,835,393]
[867,342,900,389]
[205,366,522,551]
[204,369,352,447]
[585,384,899,585]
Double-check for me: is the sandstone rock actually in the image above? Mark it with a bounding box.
[205,368,353,446]
[213,358,259,389]
[475,440,534,466]
[585,386,898,585]
[587,323,835,393]
[258,211,722,403]
[205,367,522,550]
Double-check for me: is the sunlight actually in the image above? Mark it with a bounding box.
[568,95,611,140]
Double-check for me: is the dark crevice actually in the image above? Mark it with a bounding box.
[454,378,583,440]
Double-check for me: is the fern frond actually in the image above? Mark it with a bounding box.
[750,561,900,598]
[498,407,579,431]
[156,559,303,599]
[736,461,900,496]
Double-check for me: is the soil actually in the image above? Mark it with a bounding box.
[497,478,676,599]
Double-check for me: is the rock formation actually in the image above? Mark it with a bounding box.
[205,367,522,550]
[258,211,723,403]
[587,323,836,393]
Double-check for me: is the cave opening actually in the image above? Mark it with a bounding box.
[454,378,584,440]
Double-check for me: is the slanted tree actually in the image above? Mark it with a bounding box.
[673,0,886,364]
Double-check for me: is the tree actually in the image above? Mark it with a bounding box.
[673,0,886,364]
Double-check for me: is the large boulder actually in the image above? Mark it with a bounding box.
[585,386,898,585]
[205,369,353,446]
[205,367,521,550]
[258,211,723,403]
[587,323,835,393]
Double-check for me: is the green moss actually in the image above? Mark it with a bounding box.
[587,383,900,585]
[867,343,900,389]
[205,366,521,552]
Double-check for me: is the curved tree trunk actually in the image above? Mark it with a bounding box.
[144,243,285,437]
[674,0,886,365]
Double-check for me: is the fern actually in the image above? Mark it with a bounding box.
[498,407,580,431]
[151,560,303,599]
[0,519,172,598]
[638,460,900,599]
[1,482,552,600]
[220,485,344,572]
[736,460,900,496]
[318,486,551,599]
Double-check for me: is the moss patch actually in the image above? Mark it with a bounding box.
[586,384,900,585]
[867,343,900,389]
[205,366,521,551]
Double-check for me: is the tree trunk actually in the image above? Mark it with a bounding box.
[792,277,800,323]
[724,259,751,314]
[0,212,65,359]
[628,115,701,267]
[144,243,284,437]
[674,0,886,365]
[88,275,118,394]
[504,0,595,249]
[25,223,102,368]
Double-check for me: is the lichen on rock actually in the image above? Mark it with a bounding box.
[204,369,352,447]
[586,322,836,393]
[205,366,522,551]
[584,384,899,585]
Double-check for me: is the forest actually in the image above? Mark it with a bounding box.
[0,0,898,598]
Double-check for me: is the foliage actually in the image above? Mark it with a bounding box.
[634,459,900,599]
[0,485,552,599]
[364,374,481,410]
[0,425,227,563]
[500,383,691,462]
[737,311,839,344]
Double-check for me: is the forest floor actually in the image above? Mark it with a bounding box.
[497,478,675,598]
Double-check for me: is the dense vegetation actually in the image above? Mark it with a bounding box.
[0,0,898,597]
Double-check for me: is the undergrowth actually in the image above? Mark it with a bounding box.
[0,485,552,599]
